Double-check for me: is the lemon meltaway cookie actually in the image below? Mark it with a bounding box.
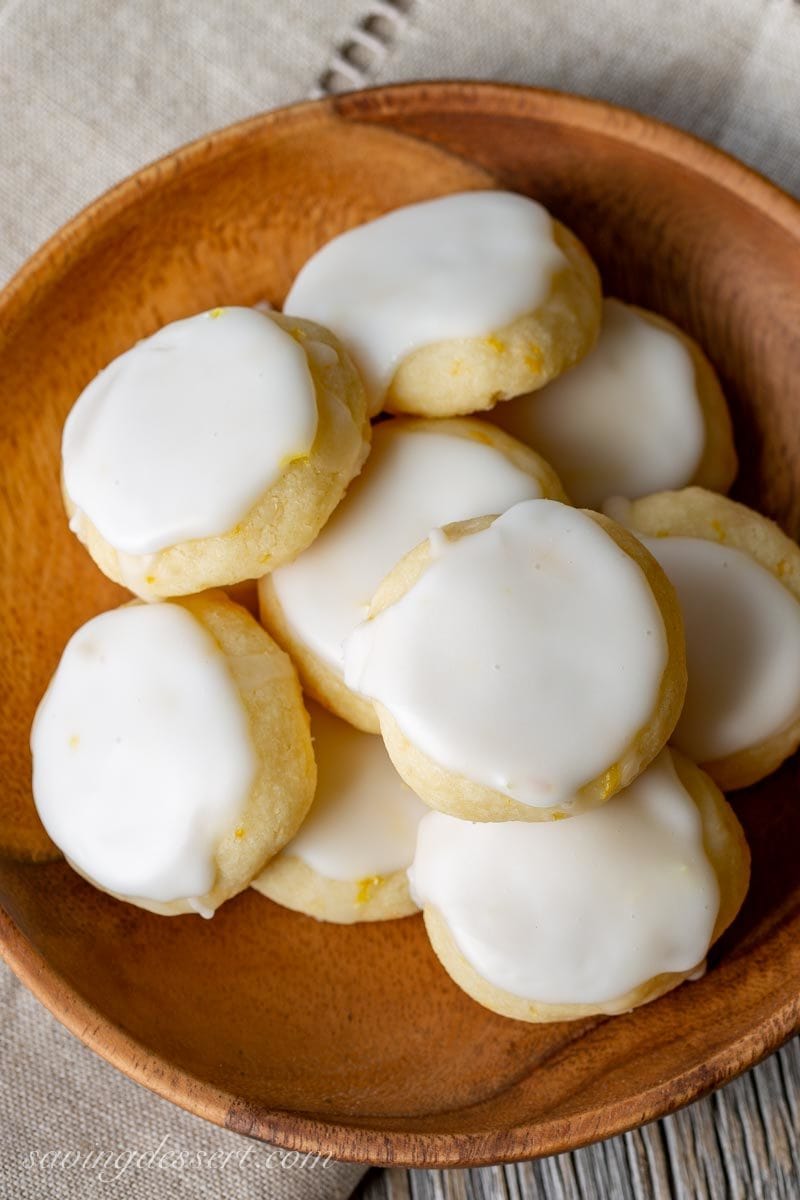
[607,487,800,790]
[344,498,686,821]
[62,306,370,599]
[408,749,750,1022]
[284,190,601,417]
[30,592,315,916]
[260,417,566,732]
[252,702,427,924]
[489,299,738,508]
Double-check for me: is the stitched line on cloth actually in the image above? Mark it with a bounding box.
[312,0,413,96]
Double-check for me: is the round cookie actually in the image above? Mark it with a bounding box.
[30,591,315,916]
[284,190,601,417]
[607,487,800,789]
[252,702,427,923]
[62,307,370,599]
[409,748,749,1022]
[489,299,737,508]
[260,416,567,733]
[344,498,686,821]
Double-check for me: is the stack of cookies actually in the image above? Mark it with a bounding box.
[32,190,800,1022]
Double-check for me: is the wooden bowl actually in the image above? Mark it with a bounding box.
[2,82,799,1168]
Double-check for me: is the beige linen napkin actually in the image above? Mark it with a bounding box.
[0,0,369,283]
[3,2,800,1198]
[325,0,800,199]
[0,965,365,1199]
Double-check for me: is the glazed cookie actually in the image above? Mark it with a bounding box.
[408,748,750,1022]
[606,487,800,789]
[252,702,427,924]
[490,299,737,508]
[284,190,601,417]
[62,306,370,599]
[30,592,315,916]
[344,498,686,821]
[260,417,566,733]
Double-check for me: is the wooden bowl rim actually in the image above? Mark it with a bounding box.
[2,80,800,1167]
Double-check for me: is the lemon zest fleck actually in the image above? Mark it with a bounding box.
[279,448,310,469]
[356,876,383,904]
[601,763,621,800]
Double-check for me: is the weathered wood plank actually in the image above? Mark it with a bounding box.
[358,1039,800,1200]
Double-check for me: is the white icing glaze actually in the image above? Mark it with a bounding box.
[69,507,163,598]
[30,603,256,906]
[283,703,427,882]
[344,499,668,808]
[490,299,705,508]
[268,422,544,672]
[639,535,800,761]
[284,190,566,409]
[408,749,719,1005]
[62,307,318,555]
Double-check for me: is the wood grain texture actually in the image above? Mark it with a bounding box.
[1,82,800,1167]
[356,1038,800,1199]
